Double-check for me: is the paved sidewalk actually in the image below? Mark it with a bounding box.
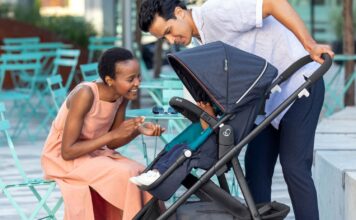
[0,91,298,220]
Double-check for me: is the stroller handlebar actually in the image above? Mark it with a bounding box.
[309,53,332,83]
[266,53,332,97]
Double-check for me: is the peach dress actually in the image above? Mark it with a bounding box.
[41,82,151,220]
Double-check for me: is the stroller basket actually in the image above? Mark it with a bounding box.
[134,41,332,220]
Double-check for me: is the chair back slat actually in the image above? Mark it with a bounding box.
[80,63,99,82]
[1,53,43,61]
[1,42,70,53]
[47,75,67,110]
[89,36,122,44]
[0,119,11,131]
[0,63,42,71]
[56,49,80,57]
[3,37,40,45]
[51,49,80,90]
[54,58,78,66]
[0,102,5,112]
[0,53,42,91]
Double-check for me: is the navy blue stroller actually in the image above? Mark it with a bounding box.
[134,41,332,220]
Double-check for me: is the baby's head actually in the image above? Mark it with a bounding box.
[98,47,141,100]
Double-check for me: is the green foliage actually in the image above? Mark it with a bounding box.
[13,3,41,24]
[38,16,97,47]
[0,3,13,18]
[5,3,96,47]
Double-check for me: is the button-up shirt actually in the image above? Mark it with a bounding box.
[191,0,320,128]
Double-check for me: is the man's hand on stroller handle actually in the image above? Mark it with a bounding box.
[308,43,334,64]
[138,122,166,136]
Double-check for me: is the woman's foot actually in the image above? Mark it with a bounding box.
[130,170,160,186]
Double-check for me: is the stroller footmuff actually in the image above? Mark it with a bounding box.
[169,200,289,220]
[134,41,332,220]
[148,134,218,200]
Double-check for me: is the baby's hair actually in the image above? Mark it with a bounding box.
[98,47,134,83]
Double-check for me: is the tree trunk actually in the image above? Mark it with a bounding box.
[131,0,142,109]
[153,38,164,78]
[135,0,142,50]
[343,0,355,106]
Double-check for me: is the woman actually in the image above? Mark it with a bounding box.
[41,47,164,220]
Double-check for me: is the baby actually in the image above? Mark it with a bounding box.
[130,102,216,186]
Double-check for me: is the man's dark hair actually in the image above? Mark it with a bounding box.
[139,0,187,32]
[98,47,134,83]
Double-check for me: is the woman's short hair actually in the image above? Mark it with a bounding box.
[98,47,134,83]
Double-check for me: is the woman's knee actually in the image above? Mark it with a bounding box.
[111,159,144,176]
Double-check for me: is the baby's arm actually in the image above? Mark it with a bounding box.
[197,102,215,130]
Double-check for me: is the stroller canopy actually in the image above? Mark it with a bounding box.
[167,41,278,113]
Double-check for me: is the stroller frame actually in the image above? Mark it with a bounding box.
[136,53,332,220]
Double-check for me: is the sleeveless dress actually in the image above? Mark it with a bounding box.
[41,82,151,220]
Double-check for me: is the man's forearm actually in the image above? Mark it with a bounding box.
[262,0,316,52]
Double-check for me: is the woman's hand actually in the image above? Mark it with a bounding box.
[138,122,165,136]
[308,43,335,64]
[111,117,144,140]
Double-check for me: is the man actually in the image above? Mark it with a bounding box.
[139,1,334,219]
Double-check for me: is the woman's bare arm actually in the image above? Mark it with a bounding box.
[106,98,144,149]
[61,86,139,160]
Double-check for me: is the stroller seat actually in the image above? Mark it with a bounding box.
[140,98,219,200]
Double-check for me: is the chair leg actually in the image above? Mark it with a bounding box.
[2,189,28,220]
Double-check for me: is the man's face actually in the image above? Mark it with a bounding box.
[148,8,193,46]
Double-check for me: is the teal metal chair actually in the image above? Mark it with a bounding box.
[323,54,356,116]
[0,53,43,138]
[29,48,79,125]
[0,102,63,220]
[1,42,73,86]
[50,49,80,91]
[87,36,122,62]
[47,75,67,111]
[35,75,67,134]
[79,62,99,82]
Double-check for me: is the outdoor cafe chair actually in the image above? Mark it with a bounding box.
[0,102,63,220]
[0,53,43,138]
[87,36,122,63]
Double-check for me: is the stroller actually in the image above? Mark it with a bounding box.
[134,41,332,220]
